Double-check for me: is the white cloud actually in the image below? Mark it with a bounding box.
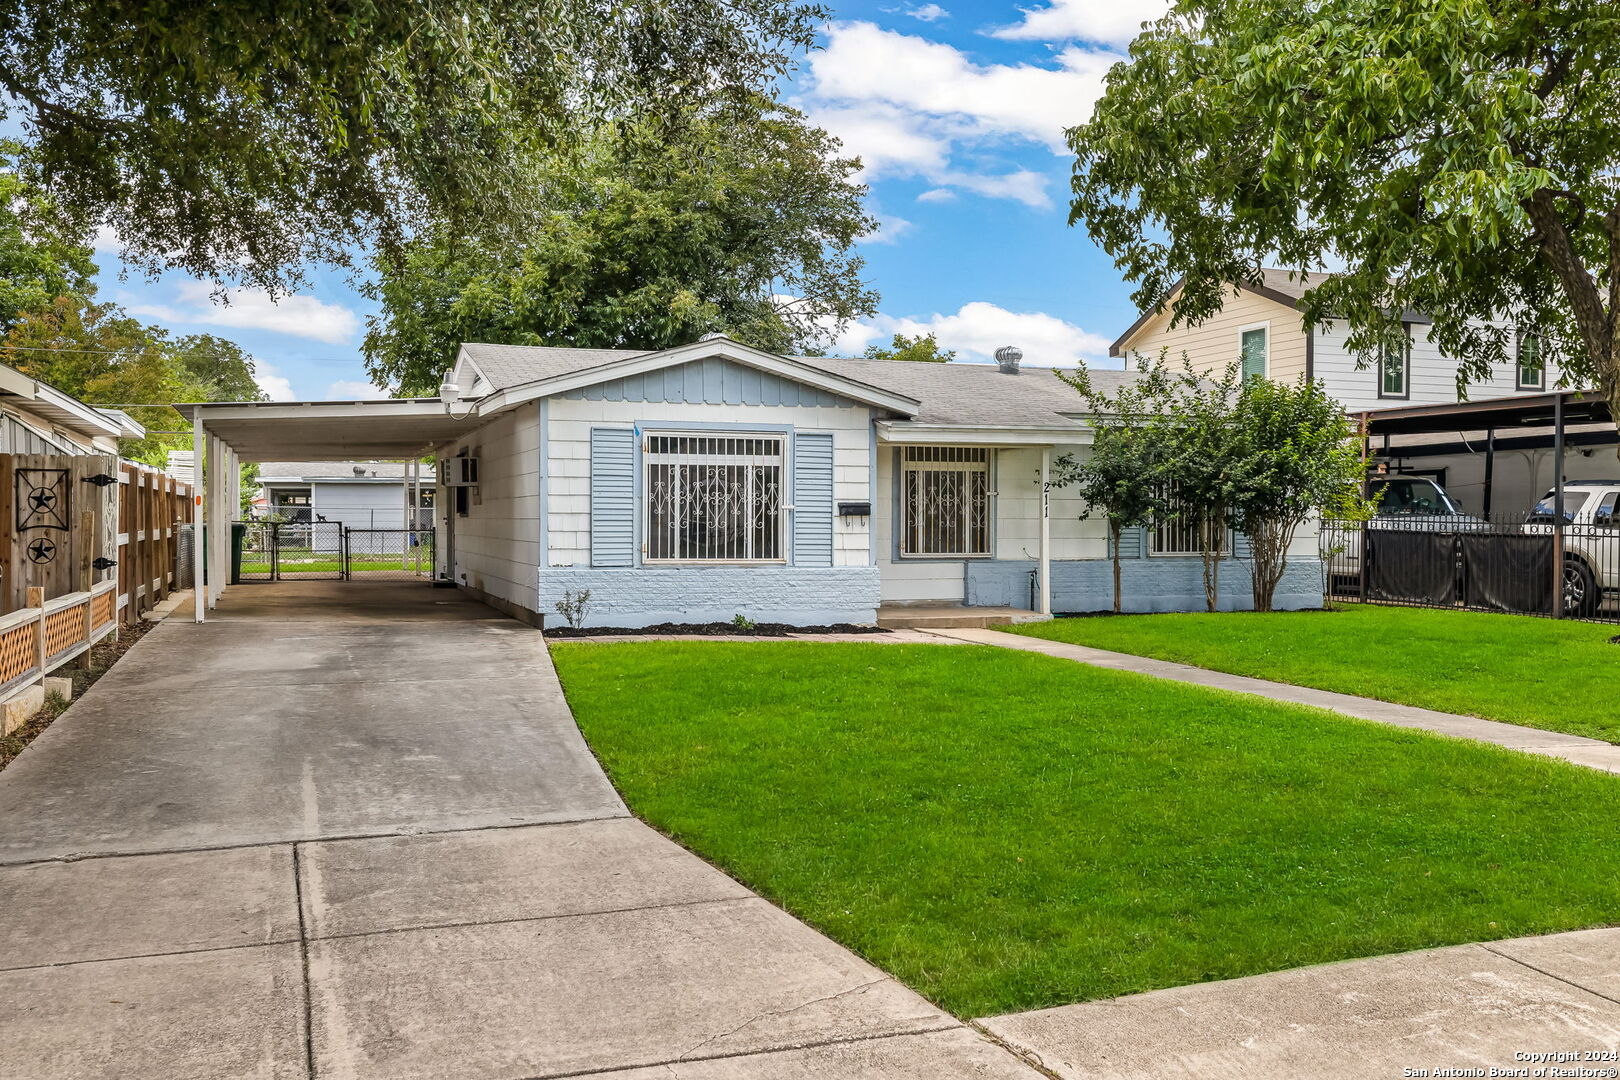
[90,225,122,256]
[811,22,1118,153]
[126,282,360,344]
[937,169,1050,209]
[916,187,957,204]
[803,21,1121,205]
[325,379,388,400]
[992,0,1171,48]
[821,300,1115,367]
[902,3,949,21]
[254,363,296,402]
[859,212,915,245]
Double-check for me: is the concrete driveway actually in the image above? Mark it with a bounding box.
[0,582,1033,1080]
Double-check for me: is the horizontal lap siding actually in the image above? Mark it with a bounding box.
[439,408,541,612]
[1121,288,1309,383]
[1314,321,1564,412]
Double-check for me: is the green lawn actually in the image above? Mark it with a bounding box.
[1003,605,1620,743]
[552,641,1620,1017]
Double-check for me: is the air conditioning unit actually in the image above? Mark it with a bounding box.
[444,457,480,487]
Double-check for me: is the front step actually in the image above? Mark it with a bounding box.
[876,606,1023,630]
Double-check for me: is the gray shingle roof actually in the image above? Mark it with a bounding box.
[256,461,435,481]
[791,356,1134,426]
[461,343,647,390]
[458,342,1136,427]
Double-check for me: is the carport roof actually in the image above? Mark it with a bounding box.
[184,399,482,462]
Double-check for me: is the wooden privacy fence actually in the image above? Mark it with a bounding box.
[118,462,192,623]
[0,454,192,624]
[0,579,119,698]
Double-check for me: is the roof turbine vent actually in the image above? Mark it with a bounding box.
[994,345,1023,375]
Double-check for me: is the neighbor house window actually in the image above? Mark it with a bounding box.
[1150,482,1226,556]
[1379,333,1409,398]
[901,446,991,556]
[1239,326,1268,380]
[645,433,784,561]
[1517,331,1545,390]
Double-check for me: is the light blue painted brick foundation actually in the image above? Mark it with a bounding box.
[966,558,1324,613]
[539,566,882,628]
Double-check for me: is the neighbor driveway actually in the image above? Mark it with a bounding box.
[0,582,1032,1079]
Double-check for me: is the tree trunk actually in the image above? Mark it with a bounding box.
[1110,520,1123,614]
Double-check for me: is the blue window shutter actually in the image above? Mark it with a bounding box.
[1232,531,1253,559]
[1110,525,1146,559]
[590,428,635,567]
[793,433,834,566]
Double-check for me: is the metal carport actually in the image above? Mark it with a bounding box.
[185,398,482,622]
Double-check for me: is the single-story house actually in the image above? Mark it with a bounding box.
[185,337,1323,627]
[254,461,434,530]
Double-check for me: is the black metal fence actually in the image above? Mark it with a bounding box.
[236,522,434,583]
[1321,515,1619,623]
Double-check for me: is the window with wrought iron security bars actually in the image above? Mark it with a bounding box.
[645,434,784,562]
[234,521,435,582]
[1149,482,1227,556]
[901,446,991,556]
[1320,512,1620,623]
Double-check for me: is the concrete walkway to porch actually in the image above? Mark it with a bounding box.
[0,582,1035,1080]
[929,627,1620,774]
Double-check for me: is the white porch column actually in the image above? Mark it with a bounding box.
[1039,447,1052,616]
[192,411,206,623]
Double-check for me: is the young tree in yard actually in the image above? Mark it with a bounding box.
[363,96,876,394]
[0,0,824,293]
[863,333,955,363]
[1227,378,1368,612]
[1070,0,1620,432]
[1159,363,1242,612]
[1053,357,1175,613]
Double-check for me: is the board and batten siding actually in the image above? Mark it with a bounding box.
[1119,286,1309,383]
[436,405,541,613]
[545,395,875,568]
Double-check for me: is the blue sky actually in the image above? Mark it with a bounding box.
[89,0,1168,401]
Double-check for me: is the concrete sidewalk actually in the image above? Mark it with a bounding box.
[0,583,1034,1080]
[979,927,1620,1079]
[931,627,1620,774]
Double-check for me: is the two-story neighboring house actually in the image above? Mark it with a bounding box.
[1109,268,1560,408]
[1109,269,1612,515]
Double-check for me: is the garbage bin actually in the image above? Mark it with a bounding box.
[230,523,246,584]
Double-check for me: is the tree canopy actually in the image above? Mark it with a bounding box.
[1070,0,1620,424]
[863,332,955,363]
[0,0,824,293]
[0,140,95,336]
[363,97,877,395]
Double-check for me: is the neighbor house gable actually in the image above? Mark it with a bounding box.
[1111,282,1311,383]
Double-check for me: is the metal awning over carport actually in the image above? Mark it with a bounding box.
[1360,389,1614,515]
[184,398,487,623]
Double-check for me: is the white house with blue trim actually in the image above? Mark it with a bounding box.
[414,337,1322,628]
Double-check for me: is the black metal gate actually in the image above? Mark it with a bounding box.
[235,522,435,583]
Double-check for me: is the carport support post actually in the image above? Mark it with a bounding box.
[1553,394,1566,618]
[192,410,206,623]
[1482,428,1496,517]
[1039,447,1052,616]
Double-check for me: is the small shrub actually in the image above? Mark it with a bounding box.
[554,588,593,629]
[731,613,757,632]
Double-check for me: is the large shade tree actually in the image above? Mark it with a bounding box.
[1070,0,1620,427]
[363,96,876,394]
[0,0,823,292]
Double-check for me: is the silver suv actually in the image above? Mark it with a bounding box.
[1524,483,1620,616]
